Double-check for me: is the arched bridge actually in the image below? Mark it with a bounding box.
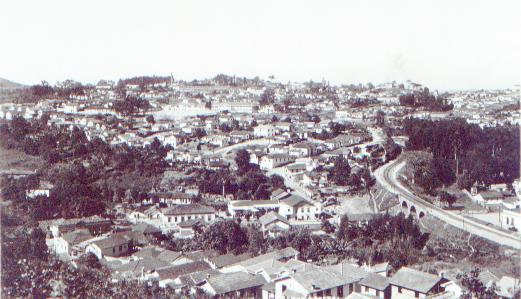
[400,196,427,219]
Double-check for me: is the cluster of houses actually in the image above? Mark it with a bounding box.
[468,180,521,232]
[40,214,521,299]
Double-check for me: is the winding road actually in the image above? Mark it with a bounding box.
[374,157,521,250]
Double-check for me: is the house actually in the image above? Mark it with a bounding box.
[254,124,277,138]
[273,122,292,132]
[47,216,112,238]
[176,219,207,238]
[230,131,251,143]
[388,267,448,299]
[53,229,93,259]
[494,276,521,299]
[260,154,295,170]
[161,204,216,227]
[26,180,54,199]
[289,142,318,157]
[259,212,291,236]
[502,207,521,231]
[271,189,290,201]
[228,200,280,216]
[358,273,391,299]
[157,260,212,288]
[278,194,321,221]
[472,191,505,207]
[111,257,173,281]
[150,192,194,206]
[200,271,267,298]
[86,234,132,259]
[206,253,253,269]
[274,266,363,298]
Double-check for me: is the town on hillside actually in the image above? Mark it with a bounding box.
[0,74,519,299]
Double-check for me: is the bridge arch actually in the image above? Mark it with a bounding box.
[419,211,425,218]
[410,205,417,214]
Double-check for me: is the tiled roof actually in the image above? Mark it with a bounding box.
[163,204,215,215]
[206,272,267,295]
[209,253,252,268]
[156,261,211,280]
[389,267,443,293]
[93,234,130,249]
[359,273,390,290]
[259,211,289,226]
[62,229,92,245]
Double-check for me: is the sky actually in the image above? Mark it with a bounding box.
[0,0,519,90]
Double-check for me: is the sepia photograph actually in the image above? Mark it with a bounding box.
[0,0,520,298]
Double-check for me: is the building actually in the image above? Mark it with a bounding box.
[161,204,216,226]
[388,267,448,299]
[502,207,521,231]
[259,211,291,236]
[278,194,321,221]
[26,181,54,199]
[86,234,132,259]
[200,271,267,298]
[254,125,278,138]
[358,273,391,299]
[228,200,280,217]
[53,229,93,259]
[260,154,295,170]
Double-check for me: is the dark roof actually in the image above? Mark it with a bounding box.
[259,211,290,226]
[389,267,443,293]
[156,261,211,280]
[132,223,161,234]
[359,273,390,290]
[93,234,130,249]
[163,204,215,216]
[113,257,172,273]
[208,253,252,268]
[280,194,312,207]
[62,229,92,245]
[206,272,267,295]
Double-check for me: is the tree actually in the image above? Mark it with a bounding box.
[328,156,351,186]
[321,220,335,234]
[259,88,275,106]
[200,220,248,254]
[235,149,251,175]
[438,191,457,208]
[336,215,352,241]
[376,110,385,127]
[247,227,267,256]
[146,115,155,124]
[457,268,500,299]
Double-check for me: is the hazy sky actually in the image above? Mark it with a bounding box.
[1,0,519,90]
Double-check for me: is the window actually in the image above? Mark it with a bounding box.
[398,287,402,293]
[307,208,310,212]
[325,289,331,296]
[376,290,380,297]
[415,291,419,298]
[119,245,122,251]
[112,248,115,254]
[317,291,323,297]
[349,284,354,293]
[337,286,343,297]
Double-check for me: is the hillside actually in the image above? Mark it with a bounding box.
[0,78,26,90]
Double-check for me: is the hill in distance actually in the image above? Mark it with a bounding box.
[0,78,26,90]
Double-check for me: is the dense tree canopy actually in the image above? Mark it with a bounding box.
[404,118,520,188]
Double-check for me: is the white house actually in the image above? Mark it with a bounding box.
[278,194,321,221]
[161,204,216,227]
[260,154,295,170]
[254,125,278,138]
[388,267,448,299]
